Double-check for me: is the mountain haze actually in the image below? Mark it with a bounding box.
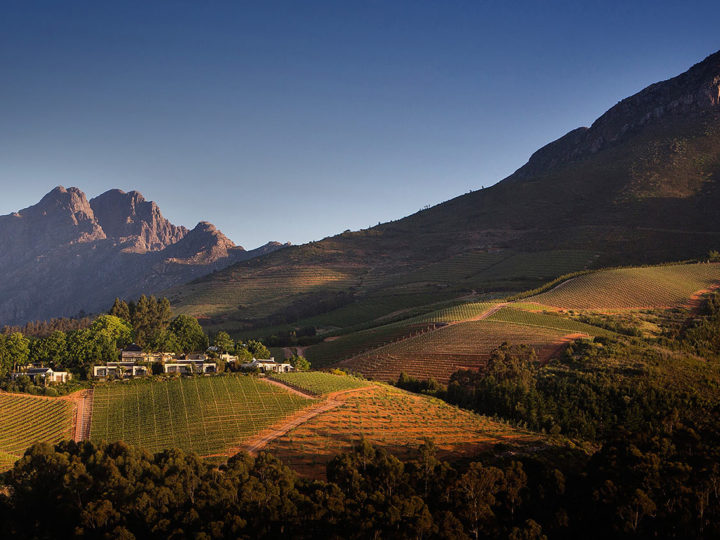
[171,50,720,332]
[0,187,288,325]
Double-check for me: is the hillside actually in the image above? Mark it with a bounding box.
[307,261,719,382]
[171,50,720,335]
[0,187,289,325]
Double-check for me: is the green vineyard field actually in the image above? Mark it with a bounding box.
[0,393,75,472]
[487,307,614,337]
[89,375,312,455]
[531,263,720,310]
[270,372,370,396]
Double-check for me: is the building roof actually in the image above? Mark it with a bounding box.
[27,367,53,374]
[122,343,144,352]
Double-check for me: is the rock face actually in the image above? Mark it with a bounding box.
[0,188,288,325]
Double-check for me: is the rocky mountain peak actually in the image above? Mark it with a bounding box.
[90,189,188,252]
[520,50,720,178]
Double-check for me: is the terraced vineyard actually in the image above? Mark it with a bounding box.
[531,262,720,310]
[338,320,569,383]
[0,393,74,472]
[406,302,499,324]
[265,384,541,478]
[90,375,312,455]
[487,307,614,337]
[306,323,439,368]
[270,372,370,396]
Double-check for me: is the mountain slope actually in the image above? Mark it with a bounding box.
[171,50,720,333]
[0,187,288,325]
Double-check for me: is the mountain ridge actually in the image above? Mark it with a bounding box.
[170,49,720,333]
[0,187,289,325]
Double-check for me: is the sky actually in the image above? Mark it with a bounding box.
[1,1,718,248]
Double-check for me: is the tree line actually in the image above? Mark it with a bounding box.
[0,295,306,390]
[2,418,719,539]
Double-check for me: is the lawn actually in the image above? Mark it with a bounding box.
[89,374,313,456]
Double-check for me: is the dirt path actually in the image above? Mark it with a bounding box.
[468,302,508,321]
[686,284,720,313]
[201,381,371,459]
[282,346,309,358]
[71,389,94,442]
[260,376,317,399]
[538,332,590,365]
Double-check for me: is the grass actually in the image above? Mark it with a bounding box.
[270,372,370,396]
[89,374,312,456]
[339,320,569,383]
[264,384,542,479]
[487,307,615,337]
[531,262,720,310]
[0,393,74,472]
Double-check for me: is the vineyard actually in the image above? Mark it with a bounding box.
[265,384,541,478]
[405,302,499,324]
[0,393,75,472]
[338,320,569,383]
[89,375,312,455]
[306,322,440,368]
[531,262,720,310]
[270,372,371,396]
[487,307,614,337]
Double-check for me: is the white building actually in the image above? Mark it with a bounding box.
[164,359,216,375]
[12,367,71,384]
[239,358,294,373]
[93,361,149,379]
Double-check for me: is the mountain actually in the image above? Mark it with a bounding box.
[0,187,288,325]
[170,50,720,333]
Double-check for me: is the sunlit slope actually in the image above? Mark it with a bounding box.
[265,383,542,478]
[0,393,74,472]
[530,262,720,310]
[337,320,570,383]
[90,375,312,455]
[269,372,371,396]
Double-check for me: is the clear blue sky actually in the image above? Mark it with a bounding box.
[1,1,717,248]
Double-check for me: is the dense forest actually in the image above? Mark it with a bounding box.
[1,420,719,539]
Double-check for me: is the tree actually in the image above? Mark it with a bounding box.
[29,331,67,366]
[169,315,208,353]
[213,331,234,354]
[246,340,271,359]
[109,298,130,321]
[90,315,132,348]
[289,355,310,371]
[5,332,30,372]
